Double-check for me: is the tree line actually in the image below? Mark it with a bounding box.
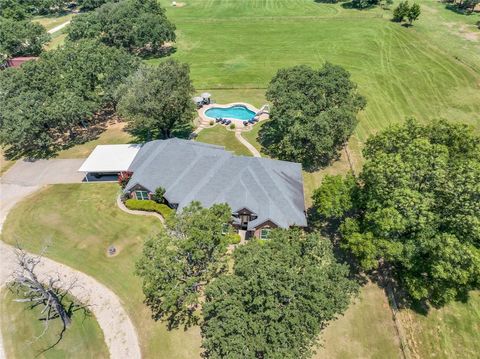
[313,119,480,307]
[0,0,116,20]
[0,0,190,159]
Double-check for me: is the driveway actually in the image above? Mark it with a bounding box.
[0,158,142,359]
[1,159,85,186]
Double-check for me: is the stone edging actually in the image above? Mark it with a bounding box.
[116,195,166,226]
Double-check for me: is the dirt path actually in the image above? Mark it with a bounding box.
[0,241,141,359]
[0,170,142,359]
[47,20,71,34]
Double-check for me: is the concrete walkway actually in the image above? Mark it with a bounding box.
[235,131,261,157]
[0,160,142,359]
[47,20,71,34]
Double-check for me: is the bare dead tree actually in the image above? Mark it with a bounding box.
[9,247,84,344]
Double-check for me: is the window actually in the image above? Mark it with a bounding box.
[221,223,229,235]
[260,228,270,240]
[135,190,149,200]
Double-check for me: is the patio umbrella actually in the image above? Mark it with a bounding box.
[201,92,211,99]
[193,96,203,103]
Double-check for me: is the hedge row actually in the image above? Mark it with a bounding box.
[125,199,173,219]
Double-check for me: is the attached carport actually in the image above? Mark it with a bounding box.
[78,144,142,181]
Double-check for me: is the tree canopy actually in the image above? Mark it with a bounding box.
[76,0,118,11]
[135,202,231,329]
[0,0,71,19]
[202,228,358,359]
[312,173,358,219]
[320,119,480,307]
[0,17,49,59]
[0,39,137,159]
[117,60,195,140]
[393,1,421,25]
[67,0,175,55]
[258,63,365,170]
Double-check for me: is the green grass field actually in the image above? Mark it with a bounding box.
[315,282,402,359]
[1,184,202,359]
[1,288,108,359]
[195,125,253,156]
[56,123,134,159]
[399,291,480,359]
[156,0,479,143]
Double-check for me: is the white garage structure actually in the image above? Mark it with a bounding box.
[78,144,142,180]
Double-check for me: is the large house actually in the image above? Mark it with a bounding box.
[80,138,307,238]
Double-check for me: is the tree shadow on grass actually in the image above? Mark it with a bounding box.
[35,302,93,358]
[3,106,129,160]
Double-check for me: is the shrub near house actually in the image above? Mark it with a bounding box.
[125,199,173,219]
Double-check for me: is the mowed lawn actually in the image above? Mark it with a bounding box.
[1,289,108,359]
[1,184,202,359]
[156,0,480,142]
[196,124,253,156]
[55,122,134,159]
[399,291,480,359]
[315,282,402,359]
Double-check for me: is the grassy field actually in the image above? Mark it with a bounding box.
[315,282,402,359]
[1,288,108,359]
[1,184,202,359]
[195,125,253,156]
[56,122,133,159]
[156,0,479,142]
[32,13,74,31]
[399,291,480,359]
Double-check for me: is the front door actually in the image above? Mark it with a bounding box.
[240,214,250,230]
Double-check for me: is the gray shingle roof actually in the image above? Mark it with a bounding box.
[125,138,307,229]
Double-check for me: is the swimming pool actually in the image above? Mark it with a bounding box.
[205,105,256,121]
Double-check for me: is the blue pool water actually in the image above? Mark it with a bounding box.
[205,105,256,121]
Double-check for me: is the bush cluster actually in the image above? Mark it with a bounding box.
[125,199,173,219]
[226,233,241,245]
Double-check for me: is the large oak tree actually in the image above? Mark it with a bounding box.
[67,0,175,55]
[136,202,231,329]
[202,229,358,359]
[117,60,195,140]
[0,17,49,59]
[259,63,365,170]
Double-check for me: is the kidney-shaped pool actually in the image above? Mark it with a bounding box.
[205,105,256,121]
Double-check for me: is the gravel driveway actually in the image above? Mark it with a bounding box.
[1,159,85,186]
[0,159,141,359]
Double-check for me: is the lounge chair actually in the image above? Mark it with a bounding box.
[225,120,232,125]
[243,121,249,126]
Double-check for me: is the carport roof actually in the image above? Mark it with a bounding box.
[78,144,142,173]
